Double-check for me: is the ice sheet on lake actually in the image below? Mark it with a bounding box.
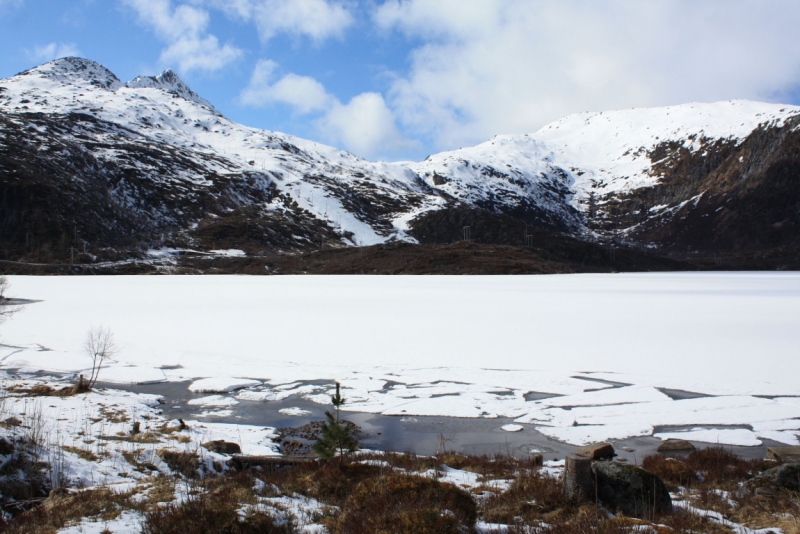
[279,407,312,416]
[187,395,239,407]
[4,273,800,447]
[538,424,654,446]
[237,389,278,401]
[189,377,262,393]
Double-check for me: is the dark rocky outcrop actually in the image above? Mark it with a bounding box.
[202,440,242,455]
[657,439,696,452]
[737,463,800,499]
[575,442,615,460]
[767,446,800,464]
[598,117,800,265]
[592,461,672,518]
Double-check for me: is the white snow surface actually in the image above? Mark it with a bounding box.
[3,272,800,446]
[187,395,239,407]
[279,407,312,416]
[58,510,144,534]
[188,377,261,393]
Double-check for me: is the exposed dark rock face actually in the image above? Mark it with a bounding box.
[575,442,615,461]
[0,111,329,261]
[599,117,800,256]
[737,463,800,499]
[592,461,672,518]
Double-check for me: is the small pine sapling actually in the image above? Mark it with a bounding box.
[312,382,357,466]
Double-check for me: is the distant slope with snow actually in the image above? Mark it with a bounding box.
[412,100,800,250]
[2,57,800,264]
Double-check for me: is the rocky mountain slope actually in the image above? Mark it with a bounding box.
[1,57,799,269]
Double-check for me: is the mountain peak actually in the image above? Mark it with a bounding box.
[19,57,122,91]
[126,69,217,113]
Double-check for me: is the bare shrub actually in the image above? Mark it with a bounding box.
[0,276,21,326]
[82,327,120,389]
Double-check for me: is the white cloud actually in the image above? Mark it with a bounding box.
[121,0,242,73]
[317,92,415,159]
[240,60,414,160]
[240,59,333,113]
[27,42,82,63]
[374,0,800,150]
[205,0,354,42]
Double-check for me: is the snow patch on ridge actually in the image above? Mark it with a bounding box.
[126,69,218,112]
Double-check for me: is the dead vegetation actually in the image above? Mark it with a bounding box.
[5,383,88,397]
[0,382,795,534]
[142,473,290,534]
[0,443,796,533]
[0,488,132,534]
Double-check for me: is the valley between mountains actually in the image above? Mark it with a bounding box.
[1,57,800,274]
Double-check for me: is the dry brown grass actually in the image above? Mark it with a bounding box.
[436,452,541,479]
[157,450,199,478]
[480,469,575,526]
[5,384,86,398]
[1,440,797,534]
[0,488,130,534]
[331,472,476,534]
[61,446,99,463]
[142,474,289,534]
[643,445,772,491]
[732,489,800,534]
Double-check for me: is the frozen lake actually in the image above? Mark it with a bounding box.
[2,273,799,447]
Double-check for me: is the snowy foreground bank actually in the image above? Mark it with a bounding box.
[2,273,800,447]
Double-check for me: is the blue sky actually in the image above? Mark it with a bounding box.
[2,0,800,162]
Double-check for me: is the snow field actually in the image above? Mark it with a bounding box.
[2,273,800,447]
[0,375,280,487]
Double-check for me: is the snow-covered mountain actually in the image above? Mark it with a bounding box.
[2,57,799,263]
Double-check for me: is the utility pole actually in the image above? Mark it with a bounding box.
[70,247,74,264]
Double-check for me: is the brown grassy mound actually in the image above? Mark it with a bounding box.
[332,473,476,534]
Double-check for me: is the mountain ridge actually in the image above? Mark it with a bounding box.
[1,57,799,271]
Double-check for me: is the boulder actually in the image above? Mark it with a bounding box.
[202,440,242,455]
[592,461,672,518]
[575,442,615,460]
[766,446,800,464]
[563,456,594,501]
[657,439,695,452]
[737,463,800,499]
